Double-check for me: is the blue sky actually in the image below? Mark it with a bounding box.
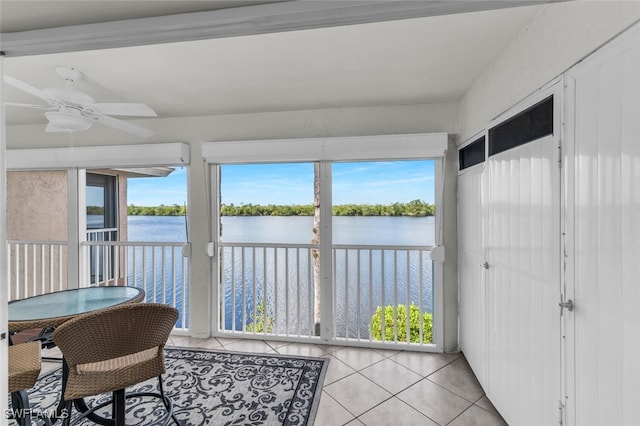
[126,160,434,206]
[127,167,188,206]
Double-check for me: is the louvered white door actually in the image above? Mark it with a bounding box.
[485,130,561,425]
[564,23,640,426]
[458,164,488,386]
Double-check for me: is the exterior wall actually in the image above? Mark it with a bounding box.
[6,169,130,242]
[459,1,640,141]
[6,169,131,296]
[7,170,68,241]
[7,170,69,298]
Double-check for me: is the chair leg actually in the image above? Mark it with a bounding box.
[158,376,181,425]
[62,400,73,426]
[113,389,126,425]
[10,390,32,426]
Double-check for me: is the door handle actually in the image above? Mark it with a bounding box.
[559,299,574,314]
[480,262,489,269]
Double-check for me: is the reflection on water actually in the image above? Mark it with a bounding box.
[128,215,434,335]
[220,216,434,338]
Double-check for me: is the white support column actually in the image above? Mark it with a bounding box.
[77,169,87,287]
[433,157,445,351]
[0,51,9,413]
[188,141,212,338]
[67,168,81,289]
[210,164,221,335]
[442,138,459,352]
[318,161,333,342]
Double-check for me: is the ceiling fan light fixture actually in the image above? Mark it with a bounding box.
[45,111,94,132]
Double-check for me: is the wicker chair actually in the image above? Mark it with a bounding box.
[52,303,180,425]
[8,341,43,426]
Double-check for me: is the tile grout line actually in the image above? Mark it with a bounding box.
[169,339,505,425]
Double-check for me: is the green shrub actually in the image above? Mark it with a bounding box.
[371,303,432,343]
[246,301,273,333]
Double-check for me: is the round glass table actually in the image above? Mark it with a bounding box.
[8,286,145,331]
[8,286,146,423]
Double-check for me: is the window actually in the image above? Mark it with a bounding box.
[219,162,317,334]
[489,96,553,156]
[86,173,118,284]
[332,160,435,342]
[86,173,117,230]
[459,136,486,170]
[205,133,446,348]
[216,159,437,346]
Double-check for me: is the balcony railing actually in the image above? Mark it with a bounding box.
[7,240,68,301]
[7,238,189,331]
[81,240,189,330]
[219,242,434,348]
[8,239,433,347]
[220,243,318,338]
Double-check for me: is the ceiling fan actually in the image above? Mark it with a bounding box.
[3,66,157,137]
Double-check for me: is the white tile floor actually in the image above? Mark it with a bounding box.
[167,336,507,426]
[41,336,507,426]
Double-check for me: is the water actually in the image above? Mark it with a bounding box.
[125,216,189,327]
[221,216,435,246]
[128,215,188,242]
[128,215,435,336]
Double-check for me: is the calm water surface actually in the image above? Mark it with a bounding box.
[129,215,435,335]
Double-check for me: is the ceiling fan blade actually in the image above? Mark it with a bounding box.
[93,114,154,138]
[3,76,52,101]
[5,102,56,110]
[91,103,157,117]
[45,122,72,133]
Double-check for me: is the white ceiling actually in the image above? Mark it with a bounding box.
[1,1,545,131]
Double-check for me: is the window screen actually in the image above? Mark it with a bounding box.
[489,96,553,156]
[459,137,485,170]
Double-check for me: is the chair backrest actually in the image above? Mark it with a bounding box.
[8,341,41,393]
[52,303,178,368]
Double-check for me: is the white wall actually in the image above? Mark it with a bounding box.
[0,54,8,417]
[459,1,640,141]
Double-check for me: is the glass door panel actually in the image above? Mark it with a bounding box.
[218,163,318,336]
[331,160,436,345]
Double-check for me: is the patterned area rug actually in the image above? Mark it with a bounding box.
[18,348,328,425]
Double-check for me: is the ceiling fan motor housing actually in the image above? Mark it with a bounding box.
[56,66,82,84]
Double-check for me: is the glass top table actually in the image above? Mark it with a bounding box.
[8,286,145,331]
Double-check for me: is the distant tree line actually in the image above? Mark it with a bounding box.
[221,199,434,217]
[128,204,187,216]
[124,200,433,216]
[87,206,104,215]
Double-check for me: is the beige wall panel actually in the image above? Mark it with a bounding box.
[7,170,69,298]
